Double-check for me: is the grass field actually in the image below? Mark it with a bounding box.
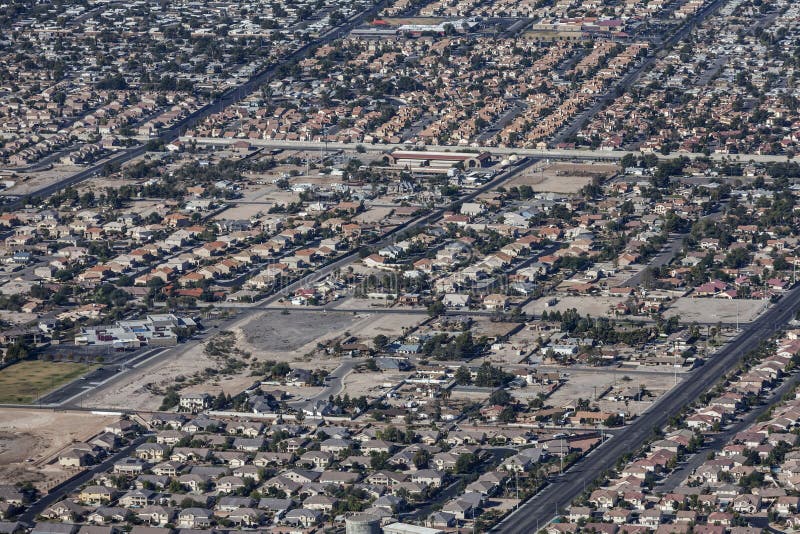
[0,361,96,404]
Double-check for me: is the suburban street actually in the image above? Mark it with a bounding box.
[492,285,800,532]
[623,235,686,287]
[658,370,800,493]
[35,157,540,410]
[17,434,151,526]
[0,0,392,211]
[293,359,362,406]
[624,203,727,287]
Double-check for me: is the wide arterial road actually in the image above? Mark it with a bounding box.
[2,0,388,212]
[493,286,800,532]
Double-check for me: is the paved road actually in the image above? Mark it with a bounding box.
[293,359,362,406]
[658,370,800,493]
[182,137,796,164]
[696,54,729,86]
[624,204,726,287]
[38,347,167,406]
[492,283,800,532]
[624,234,686,287]
[476,100,527,143]
[0,0,391,212]
[18,434,150,526]
[42,158,539,409]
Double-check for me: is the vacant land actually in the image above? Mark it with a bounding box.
[516,367,677,418]
[242,310,358,352]
[343,369,410,399]
[664,297,766,324]
[80,310,424,411]
[0,409,115,489]
[0,310,38,325]
[355,206,393,223]
[0,361,95,404]
[524,295,622,317]
[507,162,618,193]
[0,164,85,196]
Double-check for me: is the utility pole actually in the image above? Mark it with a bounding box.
[324,123,329,161]
[674,341,678,385]
[472,506,476,534]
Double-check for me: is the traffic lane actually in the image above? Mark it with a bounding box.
[496,335,773,531]
[4,0,391,212]
[18,434,150,525]
[660,373,800,492]
[37,366,122,405]
[494,286,800,532]
[299,359,361,404]
[624,236,685,286]
[39,347,165,406]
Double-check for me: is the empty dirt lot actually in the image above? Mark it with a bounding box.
[81,310,423,411]
[507,161,619,193]
[515,367,681,419]
[524,295,623,317]
[0,409,116,489]
[664,297,767,324]
[242,310,359,353]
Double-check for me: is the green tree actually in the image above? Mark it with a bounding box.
[489,389,512,405]
[160,388,180,411]
[455,453,479,473]
[412,449,431,469]
[373,335,389,351]
[427,301,445,317]
[499,405,517,423]
[370,452,390,470]
[454,366,472,385]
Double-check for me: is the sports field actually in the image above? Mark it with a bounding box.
[0,361,95,404]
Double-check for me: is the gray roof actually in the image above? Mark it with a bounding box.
[257,498,294,511]
[31,525,78,534]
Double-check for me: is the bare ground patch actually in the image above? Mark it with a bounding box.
[0,409,116,489]
[507,161,619,193]
[80,311,425,410]
[664,297,767,324]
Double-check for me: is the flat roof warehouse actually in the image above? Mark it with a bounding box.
[383,150,492,168]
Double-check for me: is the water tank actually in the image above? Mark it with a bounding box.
[346,513,381,534]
